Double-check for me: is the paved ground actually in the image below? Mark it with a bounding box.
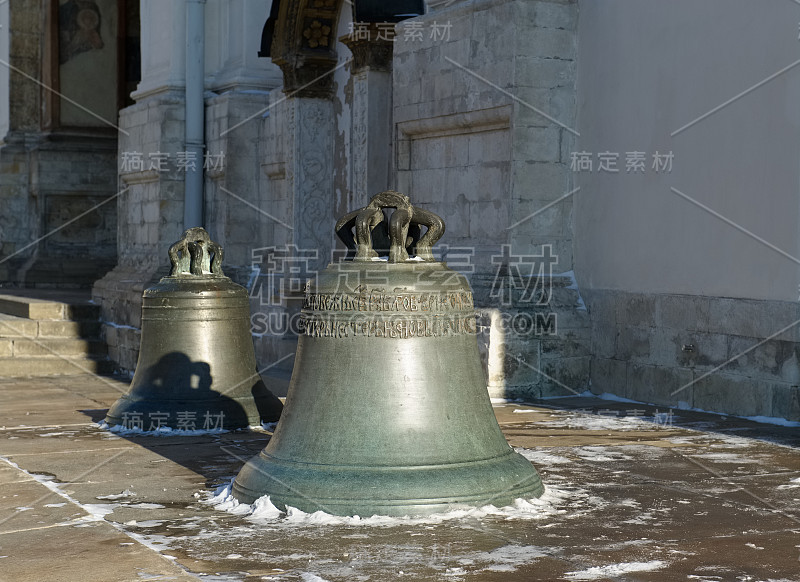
[0,373,798,581]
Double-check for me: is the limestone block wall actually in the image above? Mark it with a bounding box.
[0,144,35,283]
[249,92,295,375]
[205,90,273,269]
[587,291,800,421]
[93,95,187,370]
[0,134,118,288]
[393,0,587,399]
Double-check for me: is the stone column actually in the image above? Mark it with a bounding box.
[341,24,395,201]
[290,97,335,268]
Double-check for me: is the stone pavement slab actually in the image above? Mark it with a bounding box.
[0,374,798,581]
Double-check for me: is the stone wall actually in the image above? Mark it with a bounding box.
[205,91,273,268]
[0,135,119,288]
[587,290,800,421]
[0,0,119,288]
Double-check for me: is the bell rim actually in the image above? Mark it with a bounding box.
[231,449,544,516]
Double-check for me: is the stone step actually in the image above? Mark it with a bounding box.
[0,338,107,358]
[39,319,102,338]
[0,314,38,337]
[0,357,115,377]
[0,293,100,321]
[0,314,101,339]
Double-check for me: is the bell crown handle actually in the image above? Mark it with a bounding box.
[335,190,445,263]
[168,227,225,277]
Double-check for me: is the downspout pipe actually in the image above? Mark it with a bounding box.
[184,0,206,229]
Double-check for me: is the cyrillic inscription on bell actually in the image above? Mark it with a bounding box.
[232,191,543,515]
[105,227,283,431]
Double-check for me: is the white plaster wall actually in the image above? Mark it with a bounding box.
[575,0,800,302]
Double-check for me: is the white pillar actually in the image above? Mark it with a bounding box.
[133,0,187,100]
[205,0,281,92]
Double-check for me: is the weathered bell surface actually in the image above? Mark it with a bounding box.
[105,227,283,431]
[232,191,543,515]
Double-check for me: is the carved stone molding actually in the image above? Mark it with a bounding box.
[277,58,338,98]
[339,24,396,73]
[269,0,349,98]
[292,99,335,270]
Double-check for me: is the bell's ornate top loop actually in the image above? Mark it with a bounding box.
[168,227,225,277]
[335,190,445,263]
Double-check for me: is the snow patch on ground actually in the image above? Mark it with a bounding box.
[595,538,653,552]
[740,415,800,427]
[564,560,668,580]
[692,452,761,464]
[573,446,632,463]
[126,519,165,528]
[125,531,175,554]
[490,397,524,405]
[515,448,572,465]
[83,503,118,518]
[579,390,643,404]
[646,400,799,428]
[96,489,136,500]
[535,412,658,432]
[567,392,800,428]
[204,479,599,526]
[777,476,800,490]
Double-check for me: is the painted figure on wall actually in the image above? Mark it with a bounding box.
[59,0,104,64]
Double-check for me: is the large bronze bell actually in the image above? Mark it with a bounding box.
[232,191,543,515]
[105,228,282,431]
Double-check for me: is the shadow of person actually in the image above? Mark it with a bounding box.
[251,377,284,424]
[104,352,279,431]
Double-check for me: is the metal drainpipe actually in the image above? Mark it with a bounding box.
[184,0,206,229]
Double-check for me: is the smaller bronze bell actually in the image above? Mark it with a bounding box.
[105,228,282,431]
